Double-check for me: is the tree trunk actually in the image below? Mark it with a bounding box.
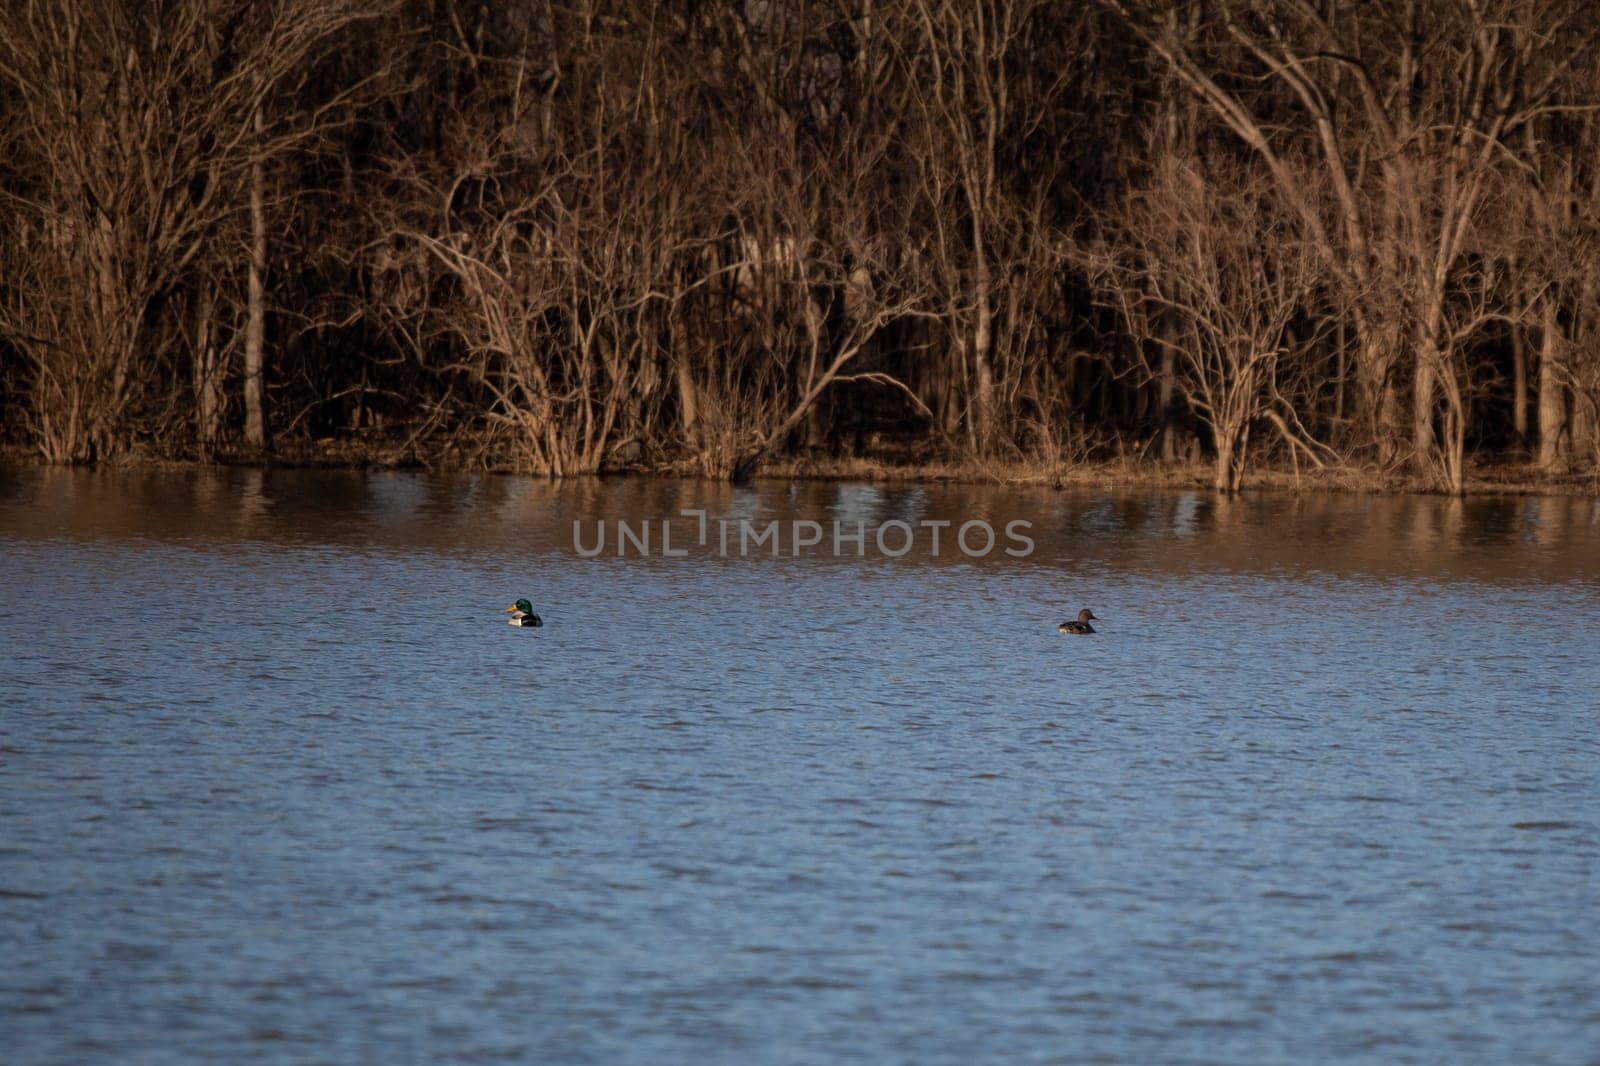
[1377,374,1401,465]
[1332,317,1346,430]
[971,270,994,453]
[1214,416,1246,493]
[194,289,223,458]
[941,340,962,438]
[1412,335,1437,471]
[1158,322,1177,461]
[1538,297,1567,474]
[1572,390,1597,470]
[243,105,267,451]
[675,357,698,447]
[1214,432,1233,492]
[1512,325,1528,446]
[1360,322,1402,465]
[1439,367,1468,495]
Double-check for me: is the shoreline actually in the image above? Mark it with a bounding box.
[756,454,1587,496]
[4,442,1597,497]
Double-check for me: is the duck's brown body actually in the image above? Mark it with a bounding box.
[1058,608,1098,634]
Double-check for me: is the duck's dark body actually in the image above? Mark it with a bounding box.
[1058,608,1098,634]
[509,613,543,628]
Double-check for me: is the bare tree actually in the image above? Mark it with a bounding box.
[0,0,381,462]
[1089,153,1328,491]
[1101,0,1600,491]
[892,0,1069,455]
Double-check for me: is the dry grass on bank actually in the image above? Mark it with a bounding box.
[761,453,1600,497]
[4,440,1597,497]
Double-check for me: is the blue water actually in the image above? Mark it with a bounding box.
[2,469,1598,1063]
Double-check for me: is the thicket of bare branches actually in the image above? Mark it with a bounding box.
[3,0,1599,491]
[0,0,381,462]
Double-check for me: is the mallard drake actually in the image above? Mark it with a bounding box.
[505,599,543,627]
[1057,608,1098,635]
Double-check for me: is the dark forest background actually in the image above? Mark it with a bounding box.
[3,0,1599,491]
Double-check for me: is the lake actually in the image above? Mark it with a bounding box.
[2,467,1598,1063]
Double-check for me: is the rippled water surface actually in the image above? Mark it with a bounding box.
[3,468,1599,1063]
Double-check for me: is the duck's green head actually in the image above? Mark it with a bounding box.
[506,598,535,615]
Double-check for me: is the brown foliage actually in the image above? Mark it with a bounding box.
[2,0,1599,493]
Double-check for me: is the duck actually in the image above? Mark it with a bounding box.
[1057,608,1098,635]
[505,599,543,627]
